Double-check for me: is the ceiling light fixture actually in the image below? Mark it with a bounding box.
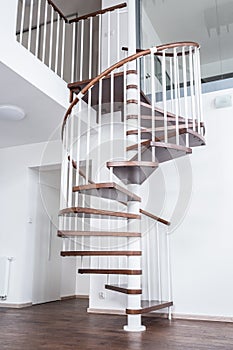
[0,105,26,121]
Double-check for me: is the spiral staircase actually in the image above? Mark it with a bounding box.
[58,41,205,331]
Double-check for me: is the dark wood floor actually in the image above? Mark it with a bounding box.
[0,299,233,350]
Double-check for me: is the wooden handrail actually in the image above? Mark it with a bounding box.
[69,3,127,24]
[47,0,68,22]
[140,209,170,226]
[61,41,199,139]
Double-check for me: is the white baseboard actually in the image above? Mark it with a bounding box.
[87,308,233,323]
[0,302,32,308]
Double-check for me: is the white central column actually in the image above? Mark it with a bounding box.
[123,0,145,332]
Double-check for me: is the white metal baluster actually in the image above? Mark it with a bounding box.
[28,0,34,51]
[189,47,196,131]
[85,89,92,184]
[42,1,48,63]
[55,14,60,75]
[146,218,151,302]
[107,11,111,67]
[137,58,141,161]
[71,22,76,82]
[156,222,162,302]
[123,64,127,159]
[162,50,168,143]
[89,17,93,79]
[79,20,84,81]
[173,48,179,146]
[194,47,201,134]
[49,7,54,69]
[197,48,204,133]
[182,46,189,147]
[61,19,66,80]
[110,71,114,182]
[169,56,174,114]
[20,0,26,45]
[116,9,120,65]
[176,50,181,117]
[166,226,172,320]
[151,52,156,162]
[143,56,146,93]
[98,15,102,75]
[35,0,42,58]
[98,79,102,183]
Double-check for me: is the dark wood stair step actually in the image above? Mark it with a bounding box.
[107,161,159,185]
[59,207,140,219]
[129,141,192,164]
[61,250,141,257]
[105,284,142,295]
[68,73,148,115]
[57,230,141,237]
[127,112,205,131]
[127,127,205,147]
[126,300,173,315]
[78,269,142,275]
[73,182,141,203]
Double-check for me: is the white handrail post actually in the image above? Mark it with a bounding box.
[20,0,26,45]
[35,0,42,58]
[28,0,34,51]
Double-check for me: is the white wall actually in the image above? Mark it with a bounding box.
[0,140,75,305]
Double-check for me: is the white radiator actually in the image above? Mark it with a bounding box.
[0,257,12,300]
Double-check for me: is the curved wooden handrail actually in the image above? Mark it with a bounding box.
[69,3,127,24]
[61,41,200,139]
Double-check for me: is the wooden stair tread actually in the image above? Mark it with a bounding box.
[127,127,205,147]
[127,113,205,131]
[105,284,142,295]
[68,73,148,114]
[57,230,141,237]
[73,182,141,203]
[61,250,141,257]
[78,269,142,275]
[107,161,159,185]
[126,300,173,315]
[129,141,192,164]
[59,207,140,219]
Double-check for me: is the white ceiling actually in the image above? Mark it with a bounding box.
[143,0,233,66]
[0,62,65,148]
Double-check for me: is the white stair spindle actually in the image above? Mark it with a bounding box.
[189,46,196,131]
[107,11,111,67]
[20,0,26,45]
[89,17,93,79]
[35,0,42,58]
[194,47,201,134]
[85,89,92,184]
[182,46,189,147]
[137,58,141,161]
[146,217,151,302]
[123,64,127,159]
[79,20,84,81]
[98,15,102,75]
[169,56,174,114]
[151,51,156,162]
[110,71,114,182]
[55,14,60,75]
[28,0,34,51]
[42,1,48,63]
[162,50,168,143]
[156,222,162,302]
[71,22,76,82]
[49,7,54,69]
[61,19,66,80]
[173,47,179,146]
[166,226,173,320]
[197,48,204,133]
[116,9,120,65]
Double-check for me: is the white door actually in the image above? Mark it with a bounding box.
[32,168,62,304]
